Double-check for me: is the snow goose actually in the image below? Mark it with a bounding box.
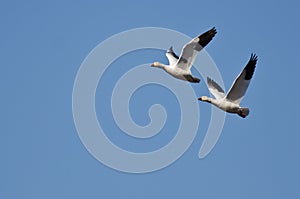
[151,27,217,83]
[198,54,258,118]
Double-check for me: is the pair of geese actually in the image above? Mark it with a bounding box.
[151,27,258,118]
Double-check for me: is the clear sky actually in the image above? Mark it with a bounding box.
[1,0,300,198]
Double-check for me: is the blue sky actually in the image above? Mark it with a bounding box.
[1,0,300,198]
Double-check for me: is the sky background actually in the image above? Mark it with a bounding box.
[1,0,300,198]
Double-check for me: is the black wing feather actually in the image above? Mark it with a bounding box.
[244,53,257,80]
[195,27,217,51]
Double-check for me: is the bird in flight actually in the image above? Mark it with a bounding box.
[198,54,258,118]
[151,27,217,83]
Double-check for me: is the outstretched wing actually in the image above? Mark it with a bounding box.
[226,54,258,104]
[165,46,179,66]
[176,27,217,71]
[207,77,225,99]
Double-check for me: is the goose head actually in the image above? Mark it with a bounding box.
[151,62,165,69]
[198,96,211,103]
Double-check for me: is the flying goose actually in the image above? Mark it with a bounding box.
[198,54,258,118]
[151,27,217,83]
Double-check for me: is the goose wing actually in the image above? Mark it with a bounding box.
[165,46,179,66]
[226,54,258,104]
[207,77,225,99]
[176,27,217,71]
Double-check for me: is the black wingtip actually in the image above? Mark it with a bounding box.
[195,27,217,50]
[244,53,258,80]
[250,53,258,62]
[248,53,258,67]
[208,27,217,38]
[210,27,217,35]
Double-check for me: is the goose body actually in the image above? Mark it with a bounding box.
[151,27,217,83]
[198,54,258,118]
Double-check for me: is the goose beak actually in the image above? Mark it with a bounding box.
[198,97,203,101]
[150,63,154,67]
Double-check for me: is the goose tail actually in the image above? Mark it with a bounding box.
[238,107,250,118]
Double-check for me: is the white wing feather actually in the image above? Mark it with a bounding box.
[165,47,179,66]
[226,54,257,104]
[207,77,225,99]
[176,27,217,71]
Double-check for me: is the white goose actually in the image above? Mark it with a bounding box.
[151,27,217,83]
[198,54,258,118]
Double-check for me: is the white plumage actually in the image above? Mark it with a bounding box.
[151,27,217,83]
[198,54,258,118]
